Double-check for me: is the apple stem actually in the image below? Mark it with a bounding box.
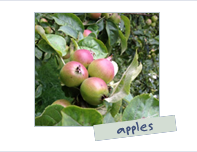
[60,57,66,65]
[106,54,113,61]
[56,52,66,65]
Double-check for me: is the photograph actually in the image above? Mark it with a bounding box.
[1,0,197,151]
[35,12,159,126]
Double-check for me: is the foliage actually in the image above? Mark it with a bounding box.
[113,13,159,99]
[35,13,159,126]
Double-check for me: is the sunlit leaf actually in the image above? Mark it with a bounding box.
[123,93,133,103]
[61,106,103,126]
[103,112,115,124]
[52,13,84,39]
[35,25,67,56]
[110,100,122,117]
[114,113,122,122]
[105,51,142,103]
[35,105,64,126]
[36,39,56,54]
[122,94,159,121]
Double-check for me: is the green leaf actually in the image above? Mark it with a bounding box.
[103,112,115,124]
[36,39,56,54]
[46,34,67,56]
[148,38,159,45]
[88,32,97,38]
[114,113,122,122]
[35,32,40,41]
[35,57,42,70]
[119,30,127,55]
[77,32,84,40]
[103,100,113,111]
[155,35,159,41]
[52,13,84,39]
[70,38,80,50]
[121,15,130,40]
[35,25,67,56]
[87,24,99,36]
[105,51,142,103]
[96,18,104,32]
[138,16,146,27]
[52,13,84,32]
[106,20,119,46]
[75,13,86,22]
[78,36,108,59]
[122,94,159,121]
[35,47,43,60]
[35,25,46,39]
[96,105,108,116]
[35,104,64,126]
[105,39,112,54]
[40,22,50,28]
[59,26,78,39]
[61,106,103,126]
[111,100,122,117]
[123,93,133,103]
[43,52,52,61]
[35,84,43,98]
[133,30,144,35]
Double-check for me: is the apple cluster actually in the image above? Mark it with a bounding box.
[146,15,158,27]
[56,13,121,106]
[60,48,118,106]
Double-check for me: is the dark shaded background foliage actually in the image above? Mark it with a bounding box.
[113,13,159,98]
